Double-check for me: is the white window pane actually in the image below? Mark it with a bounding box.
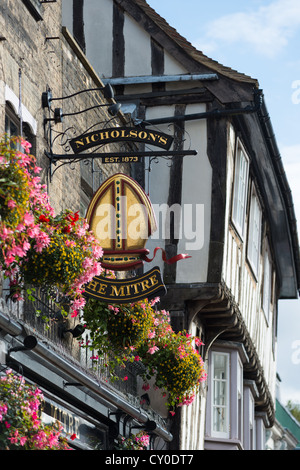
[232,146,249,236]
[248,191,261,275]
[263,249,271,320]
[212,352,229,436]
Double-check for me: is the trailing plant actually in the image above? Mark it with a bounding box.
[0,369,74,450]
[81,297,155,380]
[81,296,207,410]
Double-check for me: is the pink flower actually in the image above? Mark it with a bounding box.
[142,383,150,391]
[134,355,140,362]
[23,212,35,226]
[123,376,128,381]
[169,411,175,416]
[150,296,160,306]
[7,200,16,208]
[19,436,27,446]
[195,337,204,347]
[147,346,159,355]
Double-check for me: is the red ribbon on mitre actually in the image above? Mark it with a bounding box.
[143,247,191,265]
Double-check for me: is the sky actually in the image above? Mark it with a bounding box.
[146,0,300,405]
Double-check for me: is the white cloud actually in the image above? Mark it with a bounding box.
[193,0,300,58]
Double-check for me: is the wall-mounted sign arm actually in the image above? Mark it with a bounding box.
[45,149,197,163]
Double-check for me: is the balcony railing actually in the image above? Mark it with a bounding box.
[0,279,142,398]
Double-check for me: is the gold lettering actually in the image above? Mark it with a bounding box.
[87,280,99,292]
[149,274,159,286]
[130,282,140,294]
[111,130,120,138]
[140,279,150,291]
[91,133,100,142]
[98,283,107,295]
[110,285,126,297]
[125,285,131,296]
[74,417,80,439]
[61,410,68,430]
[75,139,85,149]
[129,129,138,139]
[159,136,168,146]
[148,132,158,143]
[99,131,110,140]
[138,131,148,140]
[69,414,74,434]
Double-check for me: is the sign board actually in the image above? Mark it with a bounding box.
[86,173,157,271]
[101,155,141,164]
[84,266,166,304]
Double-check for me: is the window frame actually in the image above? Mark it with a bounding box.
[22,0,43,21]
[231,140,250,239]
[211,351,230,439]
[262,243,272,324]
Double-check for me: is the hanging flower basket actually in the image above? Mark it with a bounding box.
[0,135,103,314]
[0,369,74,450]
[82,297,207,408]
[107,301,155,349]
[144,331,207,407]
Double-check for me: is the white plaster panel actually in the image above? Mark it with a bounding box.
[83,0,113,78]
[144,105,176,274]
[124,14,152,77]
[176,103,212,284]
[164,49,187,75]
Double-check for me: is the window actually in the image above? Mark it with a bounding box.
[247,188,262,276]
[243,381,257,450]
[5,105,20,138]
[237,357,243,441]
[232,143,249,237]
[262,247,272,323]
[5,104,36,155]
[211,352,230,438]
[205,344,249,449]
[22,0,43,21]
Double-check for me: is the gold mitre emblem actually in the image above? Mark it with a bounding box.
[86,173,157,270]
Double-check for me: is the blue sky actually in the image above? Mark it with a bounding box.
[146,0,300,404]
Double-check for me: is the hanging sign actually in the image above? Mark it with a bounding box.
[85,174,191,304]
[86,173,157,271]
[84,266,166,304]
[101,155,141,164]
[70,127,174,154]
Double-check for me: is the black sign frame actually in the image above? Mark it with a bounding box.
[84,266,166,304]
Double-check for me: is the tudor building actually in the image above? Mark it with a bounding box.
[0,0,299,452]
[62,0,300,450]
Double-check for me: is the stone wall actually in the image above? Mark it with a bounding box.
[0,0,132,216]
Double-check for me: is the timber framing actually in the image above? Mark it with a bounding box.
[162,281,275,427]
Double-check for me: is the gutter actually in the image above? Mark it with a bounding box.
[256,98,300,294]
[103,73,219,86]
